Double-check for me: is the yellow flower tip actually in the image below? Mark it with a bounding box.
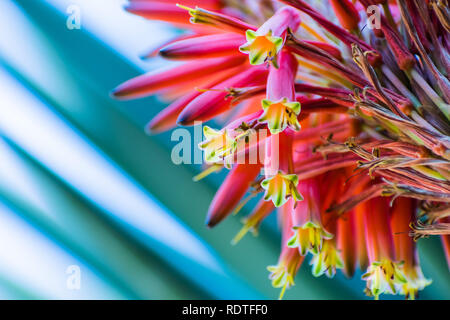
[310,240,344,278]
[287,222,333,256]
[239,30,284,66]
[258,98,301,134]
[198,126,237,165]
[362,260,407,299]
[267,263,295,300]
[261,172,303,207]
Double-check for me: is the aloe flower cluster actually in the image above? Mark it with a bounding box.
[113,0,450,299]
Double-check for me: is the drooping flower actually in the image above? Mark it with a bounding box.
[336,209,358,277]
[239,30,284,66]
[177,66,269,125]
[362,259,407,300]
[257,52,301,142]
[329,0,361,32]
[267,247,303,300]
[260,49,303,211]
[198,126,237,165]
[310,239,344,278]
[205,163,262,227]
[239,6,301,66]
[362,197,407,299]
[261,171,303,207]
[390,198,431,299]
[112,56,247,100]
[287,177,333,255]
[268,199,304,299]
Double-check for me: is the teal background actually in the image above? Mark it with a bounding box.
[0,0,448,299]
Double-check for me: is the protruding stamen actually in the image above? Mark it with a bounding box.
[362,260,407,300]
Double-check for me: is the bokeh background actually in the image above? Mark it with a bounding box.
[0,0,448,299]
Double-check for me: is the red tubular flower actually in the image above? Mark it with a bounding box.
[142,34,200,59]
[262,51,298,135]
[303,170,348,278]
[205,163,262,227]
[146,90,200,133]
[112,56,246,99]
[362,196,407,299]
[177,66,269,125]
[354,201,369,271]
[330,0,361,32]
[390,198,431,299]
[261,50,303,210]
[337,210,357,277]
[147,65,244,133]
[159,33,246,59]
[310,218,343,278]
[266,50,297,101]
[288,177,332,255]
[259,51,301,134]
[126,0,223,29]
[125,1,194,26]
[262,132,303,207]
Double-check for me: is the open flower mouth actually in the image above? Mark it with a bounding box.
[239,30,284,66]
[261,171,303,207]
